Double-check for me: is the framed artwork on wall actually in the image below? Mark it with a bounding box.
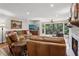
[11,20,22,29]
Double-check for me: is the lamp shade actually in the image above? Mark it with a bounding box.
[0,24,5,27]
[0,19,6,27]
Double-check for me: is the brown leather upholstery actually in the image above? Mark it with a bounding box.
[10,45,22,56]
[27,40,37,56]
[6,32,27,56]
[27,40,66,56]
[8,32,18,43]
[30,36,65,44]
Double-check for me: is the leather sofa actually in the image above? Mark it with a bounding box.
[27,40,66,56]
[30,35,65,44]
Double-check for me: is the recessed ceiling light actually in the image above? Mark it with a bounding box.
[56,15,58,17]
[50,4,54,7]
[26,12,30,15]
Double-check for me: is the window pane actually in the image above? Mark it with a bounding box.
[45,24,52,34]
[57,23,63,33]
[42,23,64,36]
[42,24,44,33]
[53,24,57,34]
[64,24,69,35]
[50,24,54,34]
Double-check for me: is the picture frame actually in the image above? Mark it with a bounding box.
[11,20,22,29]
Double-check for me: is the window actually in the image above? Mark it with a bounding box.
[42,23,63,35]
[41,23,69,36]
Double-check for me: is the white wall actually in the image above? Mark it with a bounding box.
[0,16,29,43]
[29,18,68,36]
[6,17,29,30]
[0,17,68,43]
[67,26,79,56]
[0,17,7,43]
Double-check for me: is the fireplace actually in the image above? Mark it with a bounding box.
[72,37,78,56]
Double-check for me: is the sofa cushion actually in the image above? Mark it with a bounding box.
[8,32,19,42]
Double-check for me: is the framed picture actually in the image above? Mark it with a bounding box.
[11,20,22,29]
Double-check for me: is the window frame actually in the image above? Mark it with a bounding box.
[41,22,69,36]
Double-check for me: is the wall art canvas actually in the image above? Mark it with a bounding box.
[11,20,22,29]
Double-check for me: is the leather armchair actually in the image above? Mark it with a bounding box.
[6,32,27,56]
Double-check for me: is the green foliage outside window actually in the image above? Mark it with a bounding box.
[64,24,69,35]
[42,23,63,34]
[42,23,69,35]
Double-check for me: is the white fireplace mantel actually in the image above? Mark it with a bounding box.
[69,26,79,56]
[72,33,79,56]
[72,33,79,42]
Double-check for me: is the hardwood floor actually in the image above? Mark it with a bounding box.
[0,43,8,48]
[0,43,11,56]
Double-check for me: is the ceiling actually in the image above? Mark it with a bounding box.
[0,3,72,20]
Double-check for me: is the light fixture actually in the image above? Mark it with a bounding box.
[50,4,54,7]
[26,12,30,15]
[0,23,5,43]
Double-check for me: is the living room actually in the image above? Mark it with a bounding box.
[0,3,79,56]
